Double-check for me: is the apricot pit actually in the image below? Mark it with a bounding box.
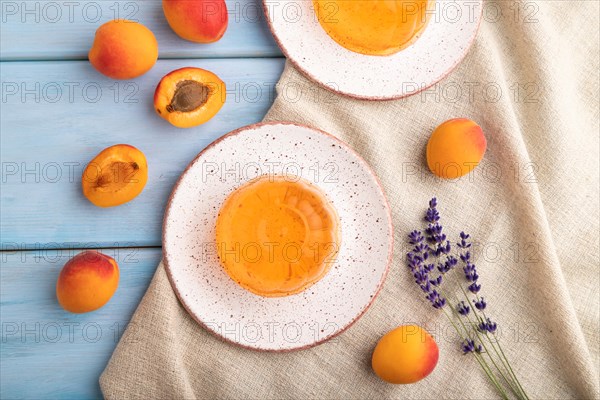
[154,67,226,128]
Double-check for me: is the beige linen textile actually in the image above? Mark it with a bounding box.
[100,1,600,398]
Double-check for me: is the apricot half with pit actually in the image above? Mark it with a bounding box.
[82,144,148,207]
[89,19,158,80]
[426,118,487,179]
[154,67,226,128]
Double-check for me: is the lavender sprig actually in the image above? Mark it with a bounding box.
[406,198,529,400]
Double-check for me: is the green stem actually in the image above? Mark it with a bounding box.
[442,287,518,398]
[449,265,529,400]
[440,307,509,400]
[450,272,524,399]
[481,310,530,400]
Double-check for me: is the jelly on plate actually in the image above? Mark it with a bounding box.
[215,175,341,297]
[313,0,434,56]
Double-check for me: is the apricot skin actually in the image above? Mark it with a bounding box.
[56,251,119,313]
[372,325,439,384]
[154,67,226,128]
[82,144,148,207]
[426,118,487,179]
[163,0,228,43]
[89,20,158,79]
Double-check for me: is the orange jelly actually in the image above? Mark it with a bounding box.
[313,0,433,56]
[215,175,341,297]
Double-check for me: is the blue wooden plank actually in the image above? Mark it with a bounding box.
[0,0,281,60]
[1,57,286,249]
[0,247,161,400]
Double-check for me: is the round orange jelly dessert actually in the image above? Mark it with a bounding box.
[313,0,434,56]
[215,175,341,297]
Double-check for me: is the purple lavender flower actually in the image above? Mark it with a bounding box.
[433,298,446,309]
[409,230,425,244]
[430,275,443,286]
[462,339,476,354]
[446,255,458,268]
[426,290,446,309]
[424,198,452,257]
[468,282,482,293]
[407,199,525,399]
[425,198,439,222]
[478,318,497,334]
[437,262,450,274]
[463,262,475,275]
[413,270,428,285]
[457,301,470,316]
[457,232,472,249]
[475,297,487,310]
[465,270,479,282]
[460,251,471,262]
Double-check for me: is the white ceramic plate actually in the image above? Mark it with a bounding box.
[163,122,393,351]
[263,0,483,100]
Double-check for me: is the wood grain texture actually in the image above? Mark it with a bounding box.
[0,248,162,399]
[0,0,282,60]
[1,57,286,249]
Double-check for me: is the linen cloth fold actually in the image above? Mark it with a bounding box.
[100,1,600,398]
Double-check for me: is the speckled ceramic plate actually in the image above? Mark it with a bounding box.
[263,0,483,100]
[163,122,393,351]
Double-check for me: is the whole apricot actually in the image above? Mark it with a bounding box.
[154,67,226,128]
[56,251,119,313]
[426,118,487,179]
[82,144,148,207]
[89,20,158,79]
[163,0,228,43]
[372,325,439,384]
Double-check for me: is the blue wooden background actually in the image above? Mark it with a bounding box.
[1,1,284,398]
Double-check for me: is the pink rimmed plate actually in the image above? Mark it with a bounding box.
[263,0,483,100]
[163,122,393,351]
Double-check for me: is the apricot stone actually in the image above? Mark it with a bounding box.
[426,118,487,179]
[89,20,158,79]
[56,251,119,313]
[154,67,226,128]
[163,0,228,43]
[82,144,148,207]
[372,325,439,384]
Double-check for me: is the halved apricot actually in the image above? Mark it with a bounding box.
[82,144,148,207]
[154,67,226,128]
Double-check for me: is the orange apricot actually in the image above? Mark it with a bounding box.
[313,0,433,55]
[89,19,158,79]
[163,0,228,43]
[56,251,119,313]
[154,67,226,128]
[372,325,439,384]
[426,118,487,179]
[82,144,148,207]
